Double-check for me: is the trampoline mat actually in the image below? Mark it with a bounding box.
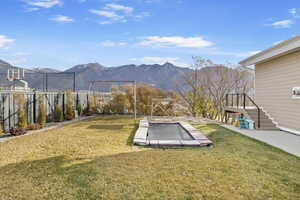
[147,123,194,140]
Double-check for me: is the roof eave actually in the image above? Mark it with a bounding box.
[239,34,300,66]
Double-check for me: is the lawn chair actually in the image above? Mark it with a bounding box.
[237,114,249,129]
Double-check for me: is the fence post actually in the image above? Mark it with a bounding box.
[62,93,65,115]
[243,93,246,109]
[237,94,239,109]
[258,109,261,128]
[45,73,48,92]
[87,93,89,111]
[74,72,76,92]
[33,92,37,123]
[225,94,228,107]
[2,95,5,131]
[8,94,11,130]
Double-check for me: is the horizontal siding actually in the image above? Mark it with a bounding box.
[256,50,300,132]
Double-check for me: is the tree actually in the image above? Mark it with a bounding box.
[176,57,254,120]
[77,103,82,116]
[16,94,27,128]
[37,95,46,127]
[0,122,3,135]
[176,57,213,117]
[110,92,130,114]
[85,95,95,115]
[65,90,74,120]
[54,104,64,122]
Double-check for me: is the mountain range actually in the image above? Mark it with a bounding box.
[0,59,191,91]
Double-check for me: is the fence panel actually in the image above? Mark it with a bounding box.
[0,91,92,132]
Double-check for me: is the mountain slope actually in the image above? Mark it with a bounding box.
[71,62,191,90]
[0,59,191,90]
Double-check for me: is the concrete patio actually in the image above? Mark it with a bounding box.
[222,125,300,157]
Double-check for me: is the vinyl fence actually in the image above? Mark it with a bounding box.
[0,91,91,131]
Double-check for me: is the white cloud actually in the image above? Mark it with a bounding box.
[270,20,293,28]
[99,21,113,25]
[134,12,150,20]
[26,7,40,12]
[89,9,125,22]
[137,36,213,48]
[0,35,15,49]
[130,57,190,67]
[104,3,133,14]
[90,3,149,24]
[50,15,74,23]
[25,0,61,9]
[99,40,127,47]
[289,8,299,18]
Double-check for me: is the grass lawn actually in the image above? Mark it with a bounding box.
[0,116,299,200]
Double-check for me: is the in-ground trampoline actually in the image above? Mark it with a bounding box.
[133,120,213,147]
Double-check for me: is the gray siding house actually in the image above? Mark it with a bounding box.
[239,35,300,135]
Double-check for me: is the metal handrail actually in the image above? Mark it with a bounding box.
[226,93,261,128]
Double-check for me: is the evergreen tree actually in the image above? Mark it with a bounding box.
[54,104,64,122]
[37,96,46,127]
[65,90,74,120]
[16,94,27,128]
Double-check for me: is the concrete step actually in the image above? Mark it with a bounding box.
[245,108,279,130]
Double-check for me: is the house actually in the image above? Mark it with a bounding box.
[237,35,300,135]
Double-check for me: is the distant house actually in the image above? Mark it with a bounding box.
[239,35,300,135]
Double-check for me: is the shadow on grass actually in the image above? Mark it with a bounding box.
[87,124,124,130]
[126,123,139,146]
[1,145,299,200]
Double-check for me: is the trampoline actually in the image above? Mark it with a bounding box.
[147,123,194,140]
[133,120,213,147]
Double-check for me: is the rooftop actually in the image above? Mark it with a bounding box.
[240,34,300,66]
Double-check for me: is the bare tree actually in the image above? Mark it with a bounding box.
[177,57,254,120]
[176,57,213,117]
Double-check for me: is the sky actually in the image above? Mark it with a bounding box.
[0,0,300,70]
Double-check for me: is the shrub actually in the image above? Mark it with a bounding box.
[54,104,64,122]
[65,90,75,120]
[29,123,41,130]
[110,93,130,114]
[0,123,3,135]
[10,127,26,136]
[102,103,112,114]
[16,94,27,129]
[77,103,82,116]
[84,96,95,116]
[37,96,46,127]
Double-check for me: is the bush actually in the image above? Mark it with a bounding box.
[29,123,41,130]
[84,96,95,116]
[10,127,26,136]
[37,96,46,127]
[110,93,130,114]
[0,123,3,135]
[65,90,75,120]
[77,103,82,116]
[54,104,64,122]
[16,94,27,129]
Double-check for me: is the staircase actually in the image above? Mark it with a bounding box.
[245,109,279,130]
[225,93,279,130]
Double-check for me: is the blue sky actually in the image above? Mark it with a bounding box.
[0,0,300,70]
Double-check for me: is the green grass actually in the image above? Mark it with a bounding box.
[0,116,299,200]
